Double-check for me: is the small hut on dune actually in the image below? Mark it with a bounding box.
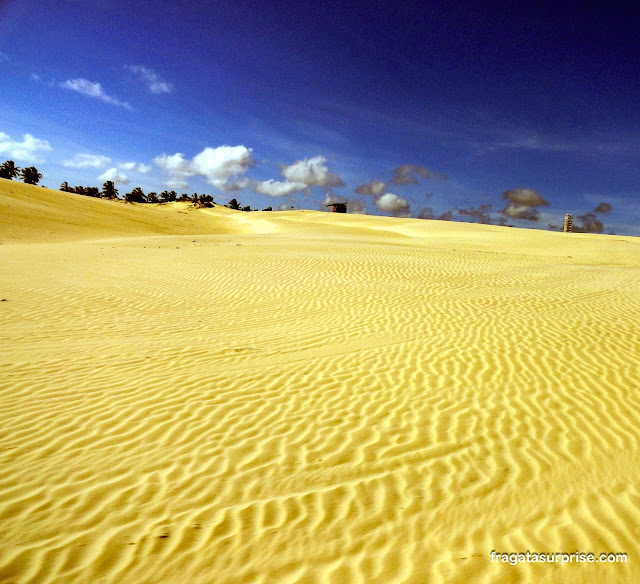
[326,202,347,213]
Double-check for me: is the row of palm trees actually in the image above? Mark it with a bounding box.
[1,159,273,211]
[64,183,218,206]
[60,181,119,199]
[0,160,43,184]
[61,182,252,209]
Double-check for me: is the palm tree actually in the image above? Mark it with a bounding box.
[20,166,43,185]
[125,187,146,203]
[60,181,73,192]
[0,160,21,180]
[101,181,119,199]
[160,190,176,203]
[147,192,159,204]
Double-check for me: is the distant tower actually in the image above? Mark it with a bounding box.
[564,214,573,232]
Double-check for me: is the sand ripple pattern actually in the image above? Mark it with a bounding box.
[1,227,640,583]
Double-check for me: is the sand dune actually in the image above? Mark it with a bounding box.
[1,180,640,583]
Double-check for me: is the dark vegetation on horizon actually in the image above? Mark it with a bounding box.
[0,160,618,231]
[0,160,42,185]
[1,160,272,211]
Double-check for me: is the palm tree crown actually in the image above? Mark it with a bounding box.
[20,166,43,185]
[0,160,21,180]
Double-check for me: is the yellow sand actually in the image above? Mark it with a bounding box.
[1,178,639,583]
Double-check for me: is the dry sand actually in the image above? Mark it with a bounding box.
[1,179,639,583]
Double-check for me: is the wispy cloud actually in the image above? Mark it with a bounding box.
[484,134,577,153]
[319,98,640,162]
[126,66,174,94]
[471,125,640,158]
[62,153,111,168]
[390,164,448,185]
[61,79,131,109]
[0,131,52,162]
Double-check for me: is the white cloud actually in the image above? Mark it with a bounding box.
[153,152,192,188]
[126,66,174,94]
[192,146,254,188]
[97,167,129,184]
[0,131,52,162]
[165,178,189,189]
[62,153,111,168]
[154,146,254,190]
[251,155,344,197]
[121,161,151,173]
[254,179,306,197]
[61,79,131,109]
[153,152,195,178]
[375,192,411,216]
[281,155,343,188]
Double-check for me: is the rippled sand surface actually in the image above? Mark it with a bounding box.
[2,180,640,583]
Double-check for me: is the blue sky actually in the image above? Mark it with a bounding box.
[1,0,639,233]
